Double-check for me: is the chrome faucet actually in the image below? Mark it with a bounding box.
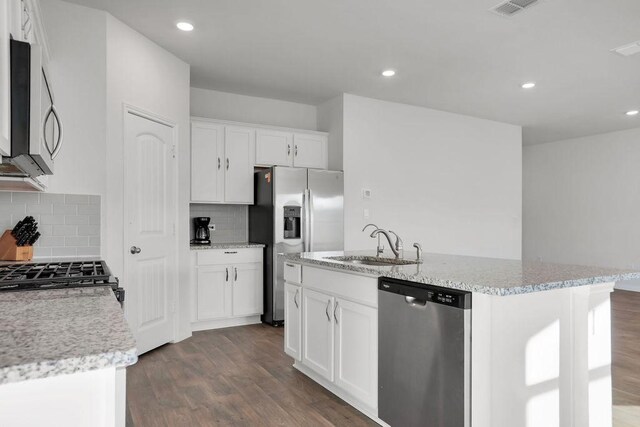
[370,229,403,258]
[362,223,384,255]
[413,243,423,261]
[389,230,403,256]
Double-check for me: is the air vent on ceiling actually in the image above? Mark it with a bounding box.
[612,41,640,57]
[491,0,540,17]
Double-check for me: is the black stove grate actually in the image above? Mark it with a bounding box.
[0,261,114,290]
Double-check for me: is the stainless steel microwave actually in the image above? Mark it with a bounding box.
[0,39,62,181]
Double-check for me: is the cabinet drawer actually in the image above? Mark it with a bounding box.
[284,262,302,284]
[303,266,378,308]
[197,248,263,266]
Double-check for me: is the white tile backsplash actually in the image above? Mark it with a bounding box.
[0,191,101,259]
[190,204,248,243]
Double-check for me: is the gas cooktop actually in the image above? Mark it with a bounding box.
[0,260,124,304]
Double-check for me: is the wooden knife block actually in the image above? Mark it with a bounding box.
[0,230,34,261]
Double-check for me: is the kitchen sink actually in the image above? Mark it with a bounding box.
[326,256,421,267]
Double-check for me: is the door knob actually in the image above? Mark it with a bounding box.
[130,246,141,254]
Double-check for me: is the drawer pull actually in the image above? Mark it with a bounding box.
[286,263,295,268]
[224,251,238,254]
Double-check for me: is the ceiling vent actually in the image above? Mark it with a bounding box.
[612,41,640,57]
[491,0,540,17]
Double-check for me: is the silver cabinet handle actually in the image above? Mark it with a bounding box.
[226,158,229,170]
[42,105,54,156]
[295,145,298,156]
[129,246,141,254]
[334,300,339,324]
[217,157,221,170]
[225,267,229,282]
[325,300,331,322]
[50,105,64,159]
[287,144,291,156]
[225,251,238,254]
[234,267,238,281]
[294,288,299,309]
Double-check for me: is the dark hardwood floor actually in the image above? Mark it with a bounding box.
[126,324,376,426]
[127,290,640,426]
[612,290,640,427]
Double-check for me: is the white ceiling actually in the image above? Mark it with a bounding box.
[63,0,640,145]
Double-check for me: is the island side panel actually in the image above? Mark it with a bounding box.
[0,367,118,427]
[471,283,614,427]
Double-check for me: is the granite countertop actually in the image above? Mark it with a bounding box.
[190,242,265,250]
[0,286,137,385]
[281,250,640,296]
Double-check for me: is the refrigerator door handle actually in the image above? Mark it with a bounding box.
[308,189,314,252]
[303,189,310,252]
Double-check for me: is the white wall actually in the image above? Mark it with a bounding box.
[317,95,343,171]
[191,87,317,130]
[523,127,640,289]
[343,94,522,259]
[105,15,191,341]
[40,0,106,196]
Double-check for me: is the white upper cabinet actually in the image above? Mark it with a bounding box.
[191,122,224,203]
[191,120,254,204]
[224,126,254,204]
[255,129,293,167]
[293,133,328,169]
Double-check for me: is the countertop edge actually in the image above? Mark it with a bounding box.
[280,254,639,296]
[0,347,138,385]
[190,243,265,250]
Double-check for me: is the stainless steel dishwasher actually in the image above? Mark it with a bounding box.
[378,277,471,427]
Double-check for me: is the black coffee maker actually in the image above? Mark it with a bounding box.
[193,217,211,245]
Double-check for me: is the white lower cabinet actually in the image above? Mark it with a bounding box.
[288,266,378,414]
[303,288,335,381]
[334,298,378,409]
[231,263,263,316]
[197,265,231,320]
[193,248,264,329]
[284,283,302,360]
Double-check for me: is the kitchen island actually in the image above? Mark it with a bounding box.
[0,286,137,427]
[281,250,640,427]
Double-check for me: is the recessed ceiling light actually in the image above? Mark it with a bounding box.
[626,110,639,116]
[381,70,396,77]
[176,22,194,32]
[521,82,536,89]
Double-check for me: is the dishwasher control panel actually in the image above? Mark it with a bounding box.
[379,277,471,309]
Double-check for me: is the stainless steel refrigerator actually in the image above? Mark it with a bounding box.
[249,167,344,326]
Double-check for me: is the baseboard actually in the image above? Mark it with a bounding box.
[292,362,388,427]
[191,315,261,332]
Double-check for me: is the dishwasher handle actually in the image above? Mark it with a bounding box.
[405,296,428,309]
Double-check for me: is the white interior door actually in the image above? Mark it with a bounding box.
[124,110,177,355]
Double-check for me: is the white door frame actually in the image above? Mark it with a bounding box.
[122,104,180,346]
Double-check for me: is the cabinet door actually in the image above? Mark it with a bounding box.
[196,265,231,320]
[334,298,378,409]
[224,126,255,204]
[191,122,224,202]
[0,0,11,156]
[284,283,302,360]
[255,129,293,167]
[293,133,327,169]
[302,288,334,381]
[231,262,263,316]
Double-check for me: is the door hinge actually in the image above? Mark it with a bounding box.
[171,145,176,159]
[169,300,176,314]
[173,222,176,236]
